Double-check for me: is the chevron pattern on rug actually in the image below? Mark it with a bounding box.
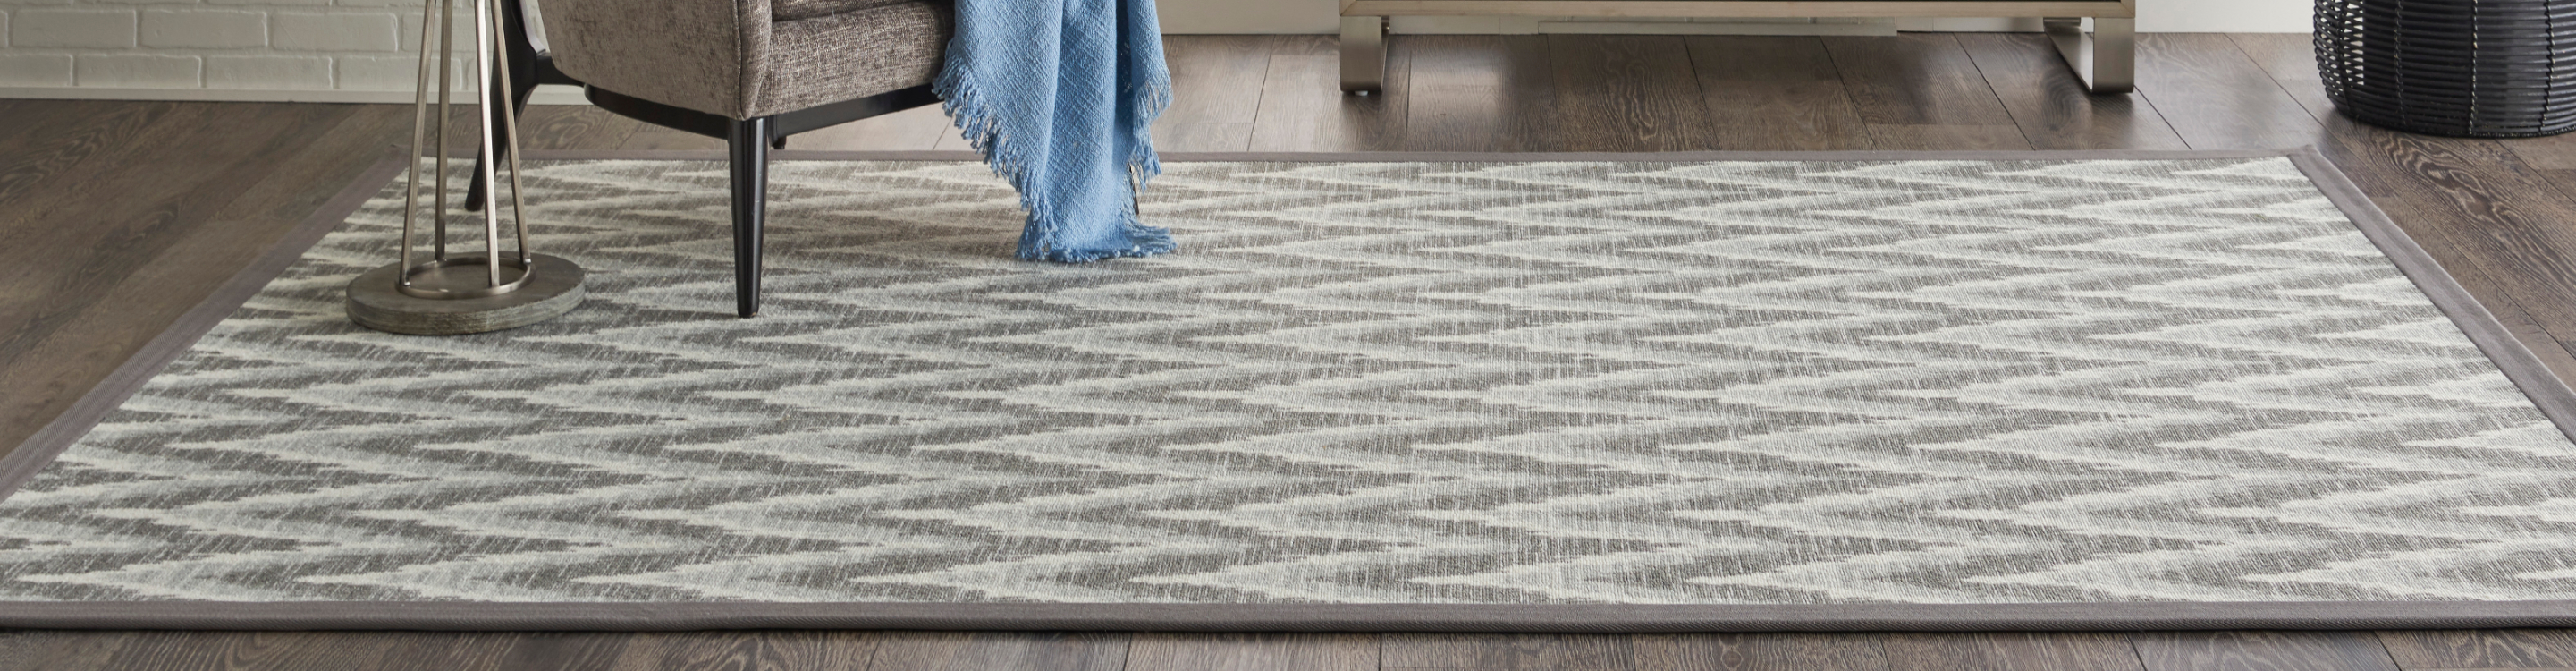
[3,156,2573,607]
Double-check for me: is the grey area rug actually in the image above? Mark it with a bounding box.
[5,149,2576,631]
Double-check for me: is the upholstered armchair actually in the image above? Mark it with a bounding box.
[482,0,952,318]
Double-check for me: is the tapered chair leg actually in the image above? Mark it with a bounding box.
[729,116,771,318]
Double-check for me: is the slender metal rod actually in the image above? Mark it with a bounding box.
[490,0,532,268]
[433,0,458,260]
[471,0,502,287]
[400,0,443,289]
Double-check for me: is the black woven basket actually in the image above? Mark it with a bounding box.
[2316,0,2576,138]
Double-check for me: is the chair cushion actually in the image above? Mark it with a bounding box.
[754,0,950,118]
[772,0,911,22]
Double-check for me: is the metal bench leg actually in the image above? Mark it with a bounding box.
[2046,17,2135,94]
[1341,15,1389,94]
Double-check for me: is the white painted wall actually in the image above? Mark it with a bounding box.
[1161,0,1339,33]
[0,0,484,100]
[2134,0,2310,32]
[0,0,2308,101]
[1156,0,2314,33]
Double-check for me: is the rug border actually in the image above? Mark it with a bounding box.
[2284,149,2576,449]
[0,599,2571,632]
[0,155,412,506]
[6,147,2575,633]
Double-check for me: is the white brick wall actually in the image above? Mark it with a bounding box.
[76,52,196,86]
[271,11,397,51]
[14,9,136,48]
[0,54,77,86]
[207,53,325,88]
[141,10,266,49]
[0,0,493,98]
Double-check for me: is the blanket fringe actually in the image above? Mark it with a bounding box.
[935,25,1177,264]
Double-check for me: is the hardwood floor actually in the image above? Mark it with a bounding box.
[4,31,2575,670]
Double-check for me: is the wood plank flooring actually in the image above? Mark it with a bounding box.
[4,31,2576,670]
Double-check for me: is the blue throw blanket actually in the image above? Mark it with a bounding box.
[934,0,1177,262]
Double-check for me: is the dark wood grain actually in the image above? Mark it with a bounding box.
[515,104,645,151]
[2365,194,2576,385]
[361,633,528,671]
[0,103,347,268]
[590,631,880,671]
[2344,164,2576,375]
[198,106,417,228]
[2498,132,2576,171]
[2294,13,2576,234]
[1821,32,2027,149]
[2133,33,2324,149]
[1154,35,1277,152]
[866,633,1128,671]
[2309,112,2576,361]
[6,32,2576,671]
[1156,122,1258,153]
[427,104,511,155]
[0,104,407,465]
[1637,633,1887,671]
[1249,36,1410,152]
[2226,33,2322,84]
[614,633,778,671]
[0,633,131,671]
[0,103,363,462]
[1127,633,1375,671]
[1956,32,2187,150]
[0,630,55,671]
[760,631,888,670]
[1383,633,1636,670]
[1863,123,2032,150]
[2221,33,2340,130]
[1883,633,2144,671]
[73,632,412,671]
[1547,35,1713,151]
[2378,630,2576,669]
[1821,32,2016,126]
[2133,632,2400,671]
[0,101,217,252]
[477,633,644,670]
[932,114,979,151]
[791,104,955,151]
[620,125,728,151]
[0,101,183,208]
[1682,36,1871,150]
[2223,27,2576,365]
[1404,35,1560,152]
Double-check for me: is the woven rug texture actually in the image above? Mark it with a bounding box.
[3,155,2572,608]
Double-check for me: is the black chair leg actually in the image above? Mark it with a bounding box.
[729,116,771,318]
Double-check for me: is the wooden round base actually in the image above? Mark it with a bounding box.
[346,253,586,336]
